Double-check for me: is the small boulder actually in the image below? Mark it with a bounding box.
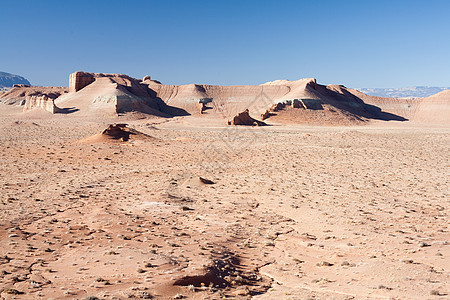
[199,177,215,184]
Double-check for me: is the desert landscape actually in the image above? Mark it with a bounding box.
[0,71,448,299]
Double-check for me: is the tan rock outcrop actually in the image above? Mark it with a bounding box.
[198,102,206,114]
[23,95,59,113]
[69,72,95,92]
[0,86,67,105]
[228,109,266,126]
[60,72,174,116]
[261,110,271,120]
[68,72,139,93]
[292,99,305,108]
[260,98,322,121]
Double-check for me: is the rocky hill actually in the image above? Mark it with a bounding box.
[2,71,448,125]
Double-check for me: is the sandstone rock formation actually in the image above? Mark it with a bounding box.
[0,85,68,105]
[227,109,267,126]
[260,98,325,122]
[261,110,272,120]
[56,72,448,124]
[55,72,185,117]
[101,124,133,141]
[69,71,96,92]
[68,72,142,93]
[143,76,412,124]
[23,95,59,113]
[3,70,448,125]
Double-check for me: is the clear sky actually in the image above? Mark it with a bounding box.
[1,0,449,88]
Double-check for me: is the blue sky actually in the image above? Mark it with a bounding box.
[1,0,449,88]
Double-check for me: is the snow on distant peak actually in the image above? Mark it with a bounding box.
[357,86,450,98]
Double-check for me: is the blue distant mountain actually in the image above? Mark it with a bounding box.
[0,71,31,90]
[357,86,450,98]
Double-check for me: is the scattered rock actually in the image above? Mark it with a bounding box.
[316,261,334,267]
[199,177,215,184]
[1,288,23,295]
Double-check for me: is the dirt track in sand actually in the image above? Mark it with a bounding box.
[0,105,448,299]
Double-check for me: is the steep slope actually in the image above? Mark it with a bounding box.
[146,81,290,118]
[413,90,450,125]
[56,77,164,116]
[350,89,418,120]
[50,72,187,117]
[353,88,450,125]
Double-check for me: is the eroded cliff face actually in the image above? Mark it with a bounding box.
[58,73,171,116]
[60,71,416,123]
[62,72,330,120]
[69,72,95,92]
[68,72,141,93]
[23,95,59,113]
[144,78,318,118]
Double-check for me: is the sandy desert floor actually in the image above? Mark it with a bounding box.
[0,105,448,299]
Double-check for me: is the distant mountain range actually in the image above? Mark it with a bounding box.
[0,71,31,91]
[357,86,450,98]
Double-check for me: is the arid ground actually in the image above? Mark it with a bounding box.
[0,105,448,299]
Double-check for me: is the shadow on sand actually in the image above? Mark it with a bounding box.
[56,107,80,114]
